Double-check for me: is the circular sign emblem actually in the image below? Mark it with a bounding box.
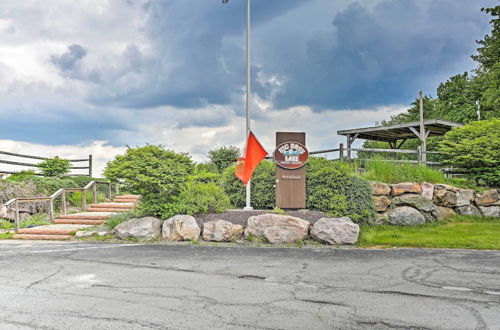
[273,141,309,169]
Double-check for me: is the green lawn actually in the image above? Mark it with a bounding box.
[358,215,500,250]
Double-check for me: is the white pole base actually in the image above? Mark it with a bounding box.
[243,206,254,211]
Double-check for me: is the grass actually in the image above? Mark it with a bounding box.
[358,215,500,250]
[362,158,447,184]
[20,213,51,228]
[361,158,478,189]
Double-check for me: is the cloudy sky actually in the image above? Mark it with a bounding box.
[0,0,495,175]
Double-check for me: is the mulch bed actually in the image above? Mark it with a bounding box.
[195,209,328,229]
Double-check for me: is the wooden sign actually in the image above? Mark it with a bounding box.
[274,132,307,209]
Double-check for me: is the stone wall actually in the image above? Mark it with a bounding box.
[371,182,500,225]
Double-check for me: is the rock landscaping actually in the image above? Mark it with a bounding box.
[370,182,500,225]
[112,216,162,240]
[110,212,360,245]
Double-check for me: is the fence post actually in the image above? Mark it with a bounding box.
[48,200,54,222]
[107,183,112,200]
[417,146,422,164]
[61,190,67,214]
[339,143,344,160]
[92,182,97,204]
[82,189,87,211]
[88,154,93,178]
[15,200,20,232]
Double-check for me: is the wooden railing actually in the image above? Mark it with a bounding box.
[4,181,112,232]
[267,145,442,165]
[0,151,93,177]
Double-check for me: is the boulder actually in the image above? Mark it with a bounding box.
[310,217,359,245]
[392,194,436,213]
[433,189,457,207]
[391,182,422,196]
[434,184,459,192]
[456,205,481,216]
[113,217,162,240]
[203,220,243,242]
[76,230,109,238]
[373,195,391,212]
[387,206,426,226]
[475,190,500,206]
[478,206,500,218]
[0,204,31,222]
[368,212,388,225]
[435,206,456,221]
[420,182,434,200]
[371,182,391,196]
[162,215,201,241]
[456,189,475,207]
[245,214,309,244]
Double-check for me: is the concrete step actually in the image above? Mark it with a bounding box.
[58,213,113,220]
[117,195,140,198]
[18,228,77,235]
[113,199,139,203]
[87,208,128,213]
[13,234,73,240]
[90,203,134,209]
[53,219,106,225]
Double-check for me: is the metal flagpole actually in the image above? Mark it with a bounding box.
[222,0,253,210]
[243,0,253,210]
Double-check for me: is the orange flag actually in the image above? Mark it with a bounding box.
[235,131,268,185]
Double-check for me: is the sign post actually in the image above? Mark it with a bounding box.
[274,132,308,209]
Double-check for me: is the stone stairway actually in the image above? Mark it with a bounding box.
[13,195,140,240]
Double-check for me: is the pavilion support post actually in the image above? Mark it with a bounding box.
[346,133,359,159]
[346,135,351,159]
[339,143,344,160]
[419,91,426,164]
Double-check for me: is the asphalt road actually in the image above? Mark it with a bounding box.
[0,241,499,330]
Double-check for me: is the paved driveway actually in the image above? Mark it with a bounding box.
[0,241,499,329]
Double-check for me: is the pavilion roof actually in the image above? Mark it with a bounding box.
[337,119,462,143]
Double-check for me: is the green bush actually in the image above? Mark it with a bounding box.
[189,164,220,184]
[306,158,375,224]
[362,158,447,184]
[5,170,37,182]
[177,182,230,215]
[440,119,500,186]
[37,157,71,177]
[104,145,194,218]
[220,160,275,209]
[208,146,240,173]
[24,176,77,196]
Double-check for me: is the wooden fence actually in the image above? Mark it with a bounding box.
[0,151,93,177]
[302,144,442,165]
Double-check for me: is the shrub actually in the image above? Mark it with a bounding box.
[104,145,194,218]
[220,160,275,209]
[177,182,230,215]
[306,157,375,224]
[189,165,220,184]
[439,119,500,186]
[208,146,240,173]
[37,157,71,177]
[5,170,37,182]
[29,176,77,195]
[362,158,447,184]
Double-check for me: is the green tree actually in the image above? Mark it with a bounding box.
[37,157,71,177]
[104,145,194,218]
[439,119,500,186]
[208,146,240,174]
